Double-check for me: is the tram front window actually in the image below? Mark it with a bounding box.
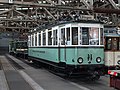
[82,27,89,45]
[89,27,99,45]
[81,27,99,45]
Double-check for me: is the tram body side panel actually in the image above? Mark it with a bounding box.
[28,47,104,65]
[105,51,114,66]
[105,51,120,67]
[28,47,59,63]
[114,52,120,66]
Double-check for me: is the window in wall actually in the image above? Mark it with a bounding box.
[61,28,65,45]
[66,28,70,45]
[82,27,89,45]
[53,30,58,45]
[43,31,46,45]
[39,32,41,46]
[89,27,99,45]
[48,30,52,45]
[72,27,78,45]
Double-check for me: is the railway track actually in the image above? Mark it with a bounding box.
[0,54,116,90]
[0,55,34,90]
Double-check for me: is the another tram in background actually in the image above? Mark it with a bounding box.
[104,26,120,71]
[9,40,28,58]
[28,20,104,80]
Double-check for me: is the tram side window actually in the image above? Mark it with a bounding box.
[39,33,41,46]
[100,28,103,45]
[72,27,78,45]
[112,38,118,50]
[23,42,27,48]
[105,37,112,50]
[66,28,70,45]
[16,42,20,48]
[61,28,65,45]
[28,36,31,47]
[43,31,46,45]
[32,35,34,46]
[48,30,52,45]
[79,28,82,45]
[35,33,37,46]
[30,35,32,46]
[53,30,58,45]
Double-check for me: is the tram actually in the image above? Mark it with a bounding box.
[28,20,104,80]
[104,26,120,71]
[9,40,28,58]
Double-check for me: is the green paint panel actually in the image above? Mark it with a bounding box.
[28,47,104,65]
[28,48,59,63]
[65,48,104,65]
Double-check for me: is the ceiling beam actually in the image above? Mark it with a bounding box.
[14,10,33,19]
[0,0,91,11]
[0,8,13,15]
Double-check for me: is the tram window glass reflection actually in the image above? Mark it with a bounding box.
[61,28,65,45]
[39,32,41,46]
[43,31,46,45]
[72,27,78,45]
[53,30,58,45]
[66,28,70,45]
[89,28,99,45]
[82,27,89,45]
[35,33,37,46]
[48,30,52,45]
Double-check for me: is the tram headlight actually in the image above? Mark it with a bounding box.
[117,60,120,65]
[96,57,101,63]
[77,57,83,64]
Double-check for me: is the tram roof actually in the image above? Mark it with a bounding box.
[31,20,103,34]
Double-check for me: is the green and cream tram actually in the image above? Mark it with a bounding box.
[28,20,104,80]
